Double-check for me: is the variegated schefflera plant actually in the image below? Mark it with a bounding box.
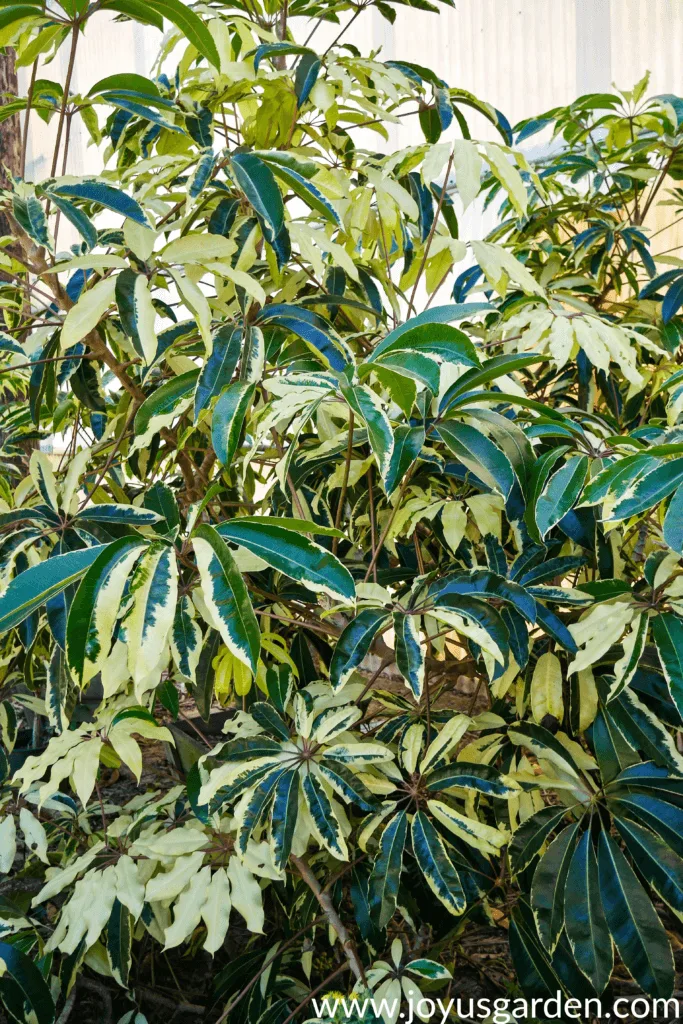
[0,0,682,1015]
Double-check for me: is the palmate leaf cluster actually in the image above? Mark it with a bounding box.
[0,0,682,1018]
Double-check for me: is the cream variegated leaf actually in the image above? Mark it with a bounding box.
[125,543,178,685]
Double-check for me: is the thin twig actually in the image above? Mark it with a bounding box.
[353,656,394,706]
[215,915,327,1022]
[49,22,79,179]
[364,465,415,582]
[367,463,377,582]
[332,411,354,553]
[280,962,350,1024]
[407,151,454,316]
[322,6,363,56]
[21,57,39,178]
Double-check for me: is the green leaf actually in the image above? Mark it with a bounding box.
[0,5,45,34]
[369,810,408,928]
[373,303,490,355]
[231,153,285,248]
[523,446,570,544]
[663,482,683,553]
[426,761,519,798]
[195,629,221,722]
[268,162,341,226]
[266,663,294,714]
[598,830,674,997]
[217,519,355,605]
[46,645,71,732]
[531,822,579,954]
[211,381,255,466]
[271,768,299,869]
[0,545,106,635]
[440,353,545,412]
[509,805,569,875]
[432,568,536,623]
[508,903,560,1000]
[615,817,683,918]
[411,809,466,916]
[393,611,424,699]
[50,179,149,226]
[125,542,178,685]
[535,455,588,538]
[74,504,163,526]
[315,761,375,812]
[384,424,425,495]
[170,594,202,683]
[604,685,683,774]
[194,325,242,421]
[107,898,132,988]
[0,939,55,1024]
[13,194,50,249]
[144,0,219,66]
[133,369,199,450]
[237,767,284,855]
[433,593,509,666]
[508,721,583,779]
[651,612,683,719]
[88,73,161,97]
[115,269,158,364]
[329,608,390,692]
[302,771,347,859]
[98,0,164,29]
[368,321,480,367]
[255,306,349,371]
[251,42,316,70]
[233,517,344,538]
[607,459,683,522]
[438,420,515,497]
[564,830,612,993]
[66,536,146,686]
[341,383,394,484]
[157,678,179,718]
[47,192,97,250]
[251,701,289,741]
[609,792,683,860]
[193,524,260,676]
[371,350,441,395]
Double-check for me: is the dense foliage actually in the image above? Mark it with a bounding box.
[0,1,683,1020]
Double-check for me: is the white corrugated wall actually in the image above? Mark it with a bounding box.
[20,1,683,249]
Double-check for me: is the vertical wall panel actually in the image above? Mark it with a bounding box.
[18,3,683,268]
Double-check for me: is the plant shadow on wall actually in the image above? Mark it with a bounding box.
[0,0,683,1019]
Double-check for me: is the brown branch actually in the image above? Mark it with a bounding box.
[364,465,415,582]
[49,23,79,179]
[290,854,366,985]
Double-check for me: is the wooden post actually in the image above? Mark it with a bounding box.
[0,47,21,236]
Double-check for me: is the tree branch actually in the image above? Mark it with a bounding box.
[291,854,366,985]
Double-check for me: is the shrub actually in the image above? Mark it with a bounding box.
[0,2,682,1019]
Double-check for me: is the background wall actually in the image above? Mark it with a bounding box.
[20,1,683,260]
[23,1,683,172]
